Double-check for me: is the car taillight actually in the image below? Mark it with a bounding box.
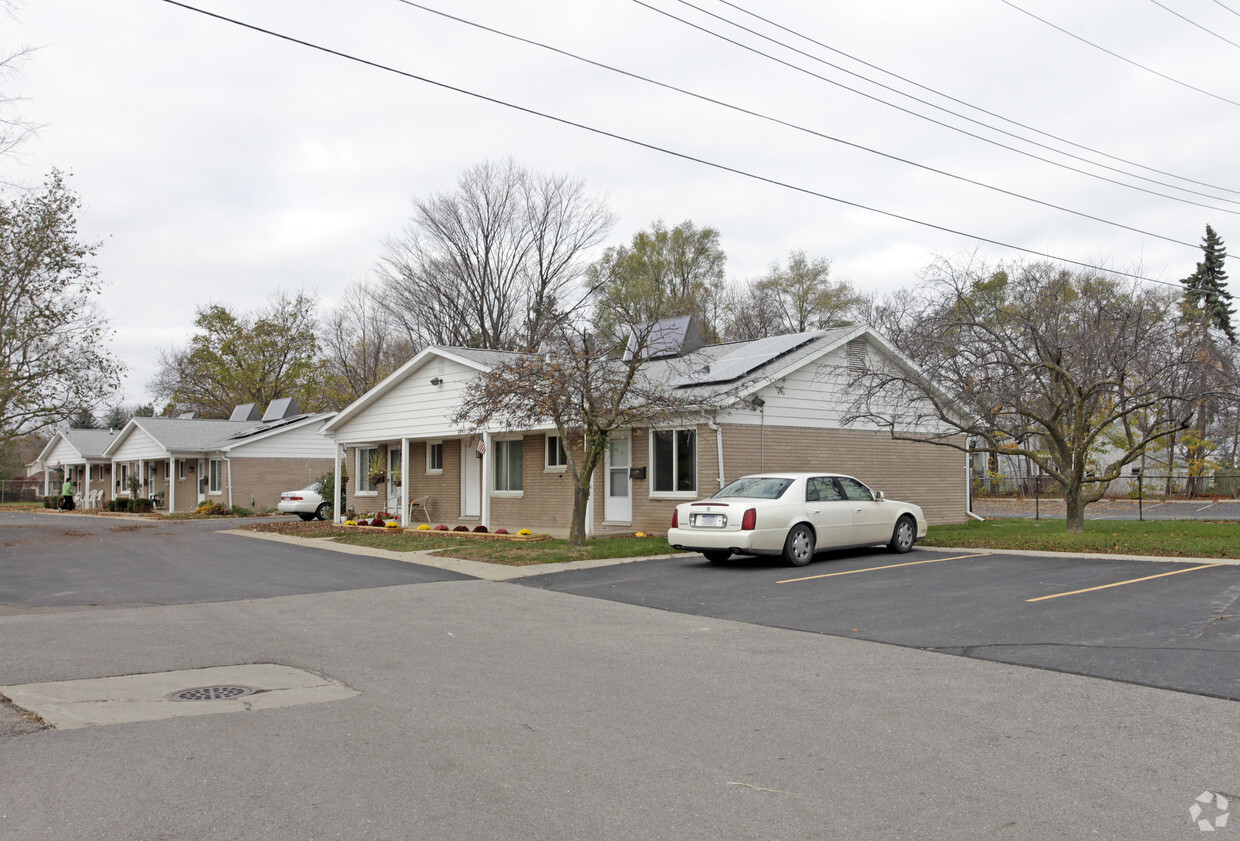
[671,508,679,528]
[740,508,757,530]
[286,495,302,501]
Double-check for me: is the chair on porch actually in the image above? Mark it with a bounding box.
[152,490,166,510]
[408,496,431,524]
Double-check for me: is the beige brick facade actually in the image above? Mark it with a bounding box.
[344,424,967,533]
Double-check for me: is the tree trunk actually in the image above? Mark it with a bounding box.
[568,482,592,546]
[1064,486,1087,533]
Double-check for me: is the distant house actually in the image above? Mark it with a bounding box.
[34,428,123,507]
[322,325,969,533]
[26,400,335,513]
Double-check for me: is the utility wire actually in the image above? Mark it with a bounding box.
[715,0,1240,197]
[1149,0,1240,50]
[632,0,1240,215]
[998,0,1240,108]
[156,0,1188,287]
[1211,0,1240,19]
[394,0,1196,248]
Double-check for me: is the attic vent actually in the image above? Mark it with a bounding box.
[846,338,868,371]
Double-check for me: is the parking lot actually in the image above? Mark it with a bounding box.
[517,546,1240,701]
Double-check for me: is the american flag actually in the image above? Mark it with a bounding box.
[476,438,486,456]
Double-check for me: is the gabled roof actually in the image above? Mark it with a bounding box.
[322,346,523,433]
[102,412,335,458]
[35,428,122,464]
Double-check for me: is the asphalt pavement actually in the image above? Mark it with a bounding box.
[1,511,1237,840]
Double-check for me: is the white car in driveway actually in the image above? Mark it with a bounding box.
[277,485,329,521]
[667,472,927,566]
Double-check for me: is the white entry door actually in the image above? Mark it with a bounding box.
[461,439,481,517]
[604,431,632,523]
[196,459,207,504]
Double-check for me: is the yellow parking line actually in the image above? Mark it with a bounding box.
[1026,564,1225,603]
[778,553,990,584]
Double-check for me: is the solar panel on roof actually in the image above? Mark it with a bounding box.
[674,330,821,387]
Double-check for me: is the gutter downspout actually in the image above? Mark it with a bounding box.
[223,455,233,510]
[966,440,984,521]
[333,444,343,523]
[707,418,725,490]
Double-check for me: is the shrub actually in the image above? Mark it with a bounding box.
[472,525,488,533]
[196,501,230,517]
[384,520,401,529]
[453,525,469,531]
[494,528,509,534]
[368,517,385,527]
[108,498,136,513]
[133,498,154,513]
[433,524,449,531]
[43,495,57,509]
[230,505,254,517]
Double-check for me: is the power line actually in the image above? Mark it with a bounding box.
[998,0,1240,108]
[156,0,1190,288]
[631,0,1240,216]
[392,0,1196,248]
[1210,0,1240,19]
[1149,0,1240,50]
[714,0,1240,197]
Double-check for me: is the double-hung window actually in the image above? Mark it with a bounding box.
[427,442,443,473]
[545,435,568,471]
[208,459,223,494]
[494,438,524,493]
[357,447,378,494]
[652,429,696,494]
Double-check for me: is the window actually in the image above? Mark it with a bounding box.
[178,460,186,481]
[118,464,129,493]
[208,459,223,494]
[545,435,568,470]
[837,477,875,502]
[427,442,443,473]
[493,438,524,493]
[652,429,696,494]
[356,447,378,493]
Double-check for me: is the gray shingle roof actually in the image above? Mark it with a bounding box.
[60,428,123,459]
[130,417,264,452]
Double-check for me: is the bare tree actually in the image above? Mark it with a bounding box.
[453,320,733,545]
[379,160,614,352]
[319,280,412,409]
[844,256,1236,532]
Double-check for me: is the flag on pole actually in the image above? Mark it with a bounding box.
[476,437,486,456]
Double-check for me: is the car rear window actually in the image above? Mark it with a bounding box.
[712,477,793,500]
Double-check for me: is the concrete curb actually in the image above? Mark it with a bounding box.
[224,528,697,581]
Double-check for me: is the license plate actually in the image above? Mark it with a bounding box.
[694,513,725,528]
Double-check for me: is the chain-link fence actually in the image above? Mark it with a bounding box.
[0,480,46,503]
[973,473,1240,501]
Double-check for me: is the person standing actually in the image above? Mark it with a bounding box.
[60,477,75,511]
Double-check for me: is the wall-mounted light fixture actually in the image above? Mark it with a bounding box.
[430,377,443,386]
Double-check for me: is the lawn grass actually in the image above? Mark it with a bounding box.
[923,517,1240,559]
[331,530,675,565]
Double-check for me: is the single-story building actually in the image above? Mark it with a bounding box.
[322,325,969,534]
[97,400,337,513]
[34,428,124,507]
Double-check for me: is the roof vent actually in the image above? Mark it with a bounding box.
[262,397,299,423]
[229,403,262,422]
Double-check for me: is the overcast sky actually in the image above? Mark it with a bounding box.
[6,0,1239,407]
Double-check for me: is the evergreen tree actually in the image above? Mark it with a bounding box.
[1182,224,1236,343]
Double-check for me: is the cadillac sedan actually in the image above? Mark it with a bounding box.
[667,472,927,566]
[277,485,329,521]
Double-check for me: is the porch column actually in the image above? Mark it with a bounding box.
[480,431,492,531]
[83,461,92,508]
[400,438,410,528]
[333,444,343,524]
[168,456,176,513]
[138,460,145,498]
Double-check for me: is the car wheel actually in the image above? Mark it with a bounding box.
[297,512,315,521]
[702,550,731,563]
[782,524,815,566]
[889,516,916,554]
[314,503,329,521]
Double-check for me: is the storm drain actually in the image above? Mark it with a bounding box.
[166,685,259,702]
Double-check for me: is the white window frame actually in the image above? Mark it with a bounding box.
[650,428,697,498]
[427,441,443,474]
[356,447,378,496]
[208,459,223,494]
[178,459,186,481]
[545,434,568,472]
[492,437,524,497]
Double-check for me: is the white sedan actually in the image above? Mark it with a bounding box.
[277,485,329,521]
[667,472,927,566]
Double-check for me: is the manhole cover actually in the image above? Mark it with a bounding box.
[165,685,259,702]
